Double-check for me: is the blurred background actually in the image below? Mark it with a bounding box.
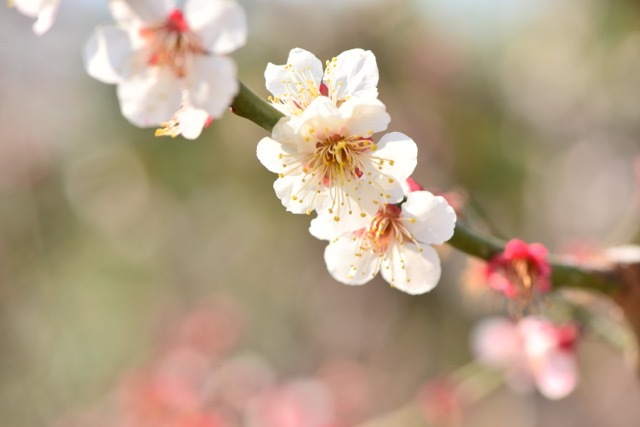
[2,0,640,426]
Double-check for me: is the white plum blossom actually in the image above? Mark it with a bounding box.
[310,190,456,294]
[154,100,211,140]
[10,0,60,35]
[83,0,246,135]
[257,96,417,220]
[471,316,580,400]
[265,48,379,116]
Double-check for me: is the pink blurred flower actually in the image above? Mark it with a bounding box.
[163,297,246,360]
[211,354,276,412]
[417,377,465,427]
[317,358,370,423]
[486,239,551,301]
[244,380,335,427]
[471,316,580,400]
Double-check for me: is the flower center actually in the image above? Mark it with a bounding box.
[307,134,375,184]
[364,204,415,255]
[139,9,206,78]
[504,259,542,299]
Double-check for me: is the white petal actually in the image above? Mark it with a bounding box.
[186,0,247,55]
[534,351,578,400]
[302,96,341,121]
[32,0,59,35]
[117,69,182,127]
[12,0,44,16]
[84,25,134,84]
[309,210,370,241]
[340,98,390,136]
[186,56,238,119]
[380,244,441,294]
[292,98,343,152]
[265,48,323,107]
[324,236,380,285]
[374,132,418,182]
[256,137,287,174]
[324,49,379,102]
[109,0,173,27]
[362,170,405,205]
[273,176,314,214]
[403,191,456,245]
[176,107,209,139]
[271,115,297,144]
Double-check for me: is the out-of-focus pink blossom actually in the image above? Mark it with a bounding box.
[471,316,580,400]
[211,354,276,412]
[244,380,335,427]
[417,377,465,427]
[317,358,370,423]
[163,297,246,360]
[486,239,551,302]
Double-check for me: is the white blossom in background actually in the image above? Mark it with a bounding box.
[265,48,379,116]
[154,100,211,140]
[471,316,580,400]
[257,95,417,220]
[10,0,60,35]
[310,190,456,294]
[83,0,246,138]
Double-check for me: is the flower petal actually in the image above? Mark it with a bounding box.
[109,0,173,27]
[374,132,418,182]
[176,106,209,140]
[324,235,380,285]
[265,48,323,112]
[403,191,457,245]
[273,176,315,214]
[32,0,59,35]
[186,56,238,119]
[117,69,182,127]
[380,244,441,294]
[340,98,390,136]
[324,48,378,103]
[185,0,247,55]
[309,210,370,241]
[256,137,287,174]
[84,25,134,84]
[471,317,522,367]
[534,350,578,400]
[12,0,44,16]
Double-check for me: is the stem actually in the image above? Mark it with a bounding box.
[231,79,622,295]
[231,81,283,132]
[450,222,620,294]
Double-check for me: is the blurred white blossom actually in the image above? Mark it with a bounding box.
[83,0,246,134]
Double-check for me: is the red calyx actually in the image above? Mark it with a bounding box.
[167,9,190,33]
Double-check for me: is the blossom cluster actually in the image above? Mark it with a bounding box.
[258,48,457,294]
[10,0,456,294]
